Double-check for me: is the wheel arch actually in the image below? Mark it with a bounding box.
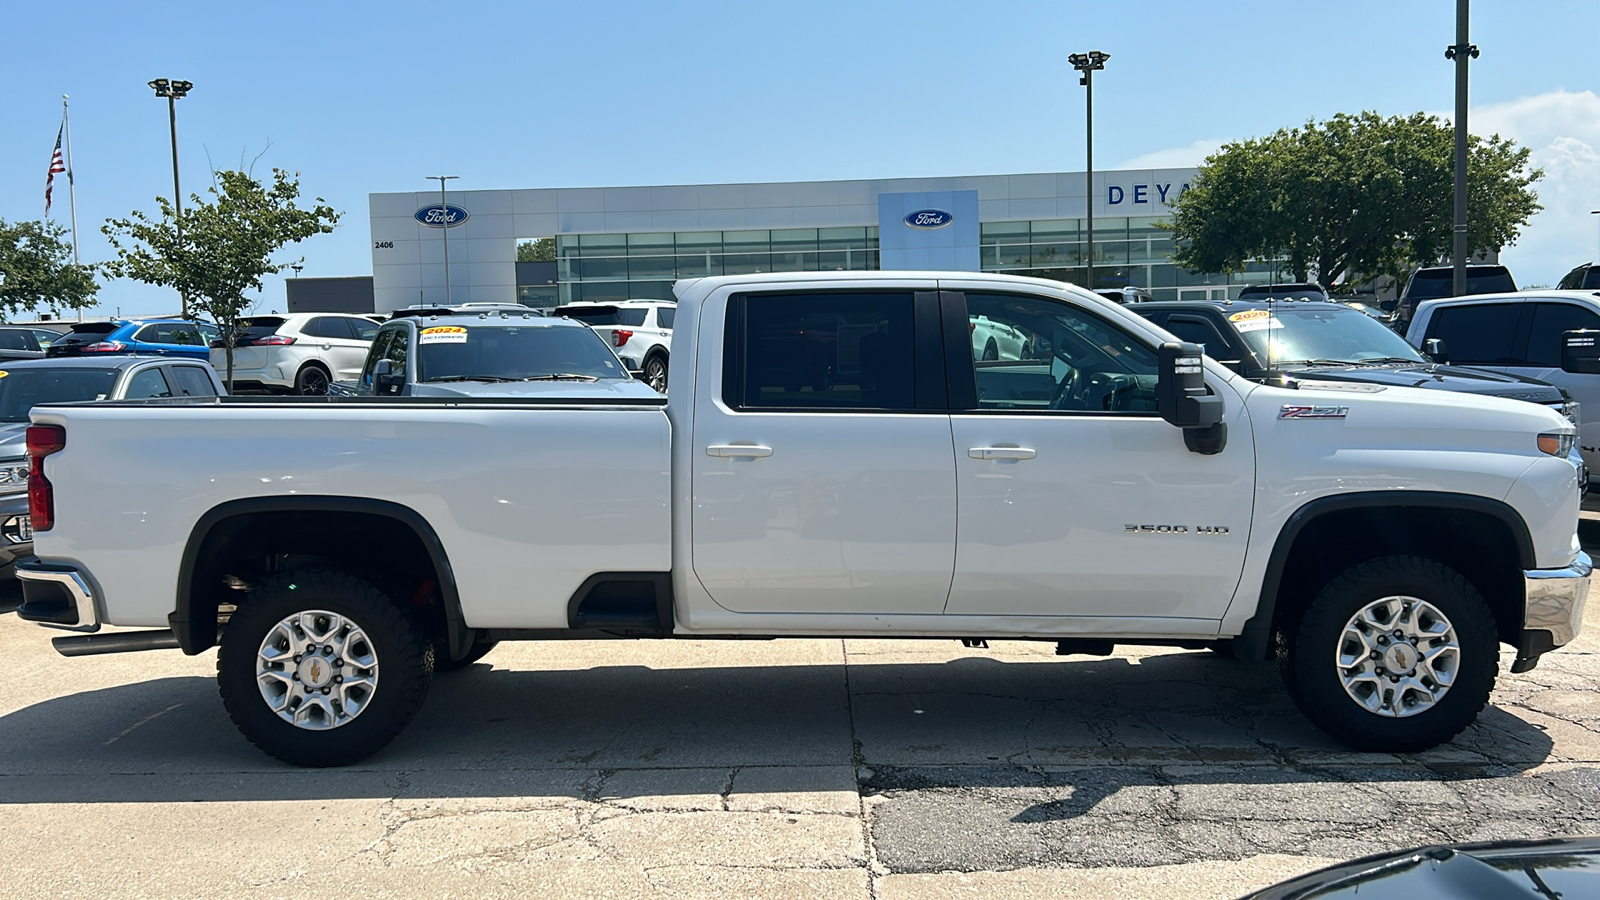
[171,496,467,658]
[1234,491,1534,662]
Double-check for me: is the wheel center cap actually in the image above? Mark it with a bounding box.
[298,654,334,688]
[1383,642,1418,674]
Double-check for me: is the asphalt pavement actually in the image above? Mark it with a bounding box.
[2,532,1599,898]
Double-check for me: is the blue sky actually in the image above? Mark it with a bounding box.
[3,0,1597,316]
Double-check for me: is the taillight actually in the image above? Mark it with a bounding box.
[613,330,633,347]
[254,335,296,346]
[26,424,65,533]
[82,341,129,353]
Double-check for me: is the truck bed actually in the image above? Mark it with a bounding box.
[28,395,672,629]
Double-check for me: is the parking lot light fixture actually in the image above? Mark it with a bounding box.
[149,78,194,318]
[427,175,459,304]
[1068,51,1110,290]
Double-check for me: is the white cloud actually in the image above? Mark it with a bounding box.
[1116,138,1229,171]
[1471,91,1600,285]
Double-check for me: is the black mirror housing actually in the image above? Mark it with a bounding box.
[1422,338,1450,364]
[1561,329,1600,375]
[1156,342,1227,454]
[372,358,404,392]
[1156,342,1222,428]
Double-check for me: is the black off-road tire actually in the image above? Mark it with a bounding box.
[432,637,499,673]
[217,568,433,767]
[1282,555,1498,753]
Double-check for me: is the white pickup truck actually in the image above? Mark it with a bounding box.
[13,271,1590,766]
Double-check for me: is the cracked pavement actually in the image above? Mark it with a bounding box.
[3,557,1599,897]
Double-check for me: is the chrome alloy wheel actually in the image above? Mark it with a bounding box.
[1336,596,1460,717]
[256,610,379,730]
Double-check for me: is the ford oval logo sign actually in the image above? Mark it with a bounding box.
[904,209,953,230]
[415,204,470,228]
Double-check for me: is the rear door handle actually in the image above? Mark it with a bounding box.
[706,444,773,459]
[968,447,1036,460]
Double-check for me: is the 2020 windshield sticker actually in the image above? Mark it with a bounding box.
[419,326,468,345]
[1279,405,1350,419]
[1228,309,1281,333]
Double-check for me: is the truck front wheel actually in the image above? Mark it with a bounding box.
[217,568,432,766]
[1282,555,1498,753]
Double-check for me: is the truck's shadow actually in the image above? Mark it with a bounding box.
[0,651,1554,816]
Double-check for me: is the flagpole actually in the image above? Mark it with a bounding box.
[62,95,82,322]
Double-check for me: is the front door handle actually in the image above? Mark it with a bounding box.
[969,447,1036,460]
[706,444,773,459]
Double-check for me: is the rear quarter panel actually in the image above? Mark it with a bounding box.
[29,402,671,629]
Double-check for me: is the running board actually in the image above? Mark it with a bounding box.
[53,630,182,657]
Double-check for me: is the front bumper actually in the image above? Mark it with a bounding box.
[14,557,98,630]
[1517,550,1590,667]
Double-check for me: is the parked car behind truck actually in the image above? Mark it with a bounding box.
[14,271,1588,767]
[0,355,225,585]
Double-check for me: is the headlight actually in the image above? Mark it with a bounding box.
[1561,399,1582,427]
[0,463,28,489]
[1538,433,1577,458]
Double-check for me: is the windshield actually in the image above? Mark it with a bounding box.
[416,325,628,382]
[1229,306,1426,366]
[557,306,648,327]
[1406,268,1516,301]
[0,367,119,422]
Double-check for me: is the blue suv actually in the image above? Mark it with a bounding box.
[47,318,221,360]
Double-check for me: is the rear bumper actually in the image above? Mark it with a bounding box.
[1520,550,1590,659]
[14,557,98,631]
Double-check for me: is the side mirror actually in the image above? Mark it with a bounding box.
[1561,330,1600,375]
[1156,342,1227,454]
[373,358,404,392]
[1422,338,1450,364]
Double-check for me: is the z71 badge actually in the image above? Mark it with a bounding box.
[1279,405,1349,419]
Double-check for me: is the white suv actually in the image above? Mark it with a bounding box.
[553,300,675,391]
[1408,290,1599,488]
[211,313,380,394]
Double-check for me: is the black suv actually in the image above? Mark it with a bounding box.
[1559,263,1600,291]
[1133,299,1578,416]
[1399,264,1516,323]
[1236,282,1328,301]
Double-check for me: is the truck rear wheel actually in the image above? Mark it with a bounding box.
[217,568,432,766]
[1282,555,1497,752]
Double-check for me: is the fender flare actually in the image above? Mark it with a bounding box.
[1233,490,1535,662]
[170,495,467,657]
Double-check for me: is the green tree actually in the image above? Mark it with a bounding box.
[0,218,98,319]
[103,169,340,390]
[517,237,556,262]
[1168,112,1542,287]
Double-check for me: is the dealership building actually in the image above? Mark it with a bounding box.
[366,166,1286,314]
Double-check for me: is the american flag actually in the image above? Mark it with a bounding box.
[45,122,66,216]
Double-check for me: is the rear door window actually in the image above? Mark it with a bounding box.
[1525,302,1600,367]
[0,331,38,351]
[123,367,173,398]
[169,366,218,396]
[304,317,358,340]
[656,306,676,329]
[725,292,918,411]
[1425,303,1523,364]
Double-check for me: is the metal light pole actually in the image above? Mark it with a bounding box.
[1591,211,1599,262]
[1445,1,1478,297]
[427,175,458,304]
[149,78,194,318]
[1069,51,1109,290]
